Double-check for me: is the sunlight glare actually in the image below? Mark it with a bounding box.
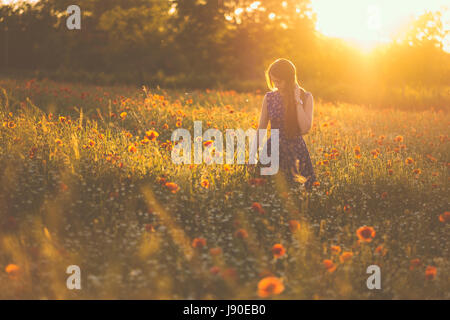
[311,0,450,52]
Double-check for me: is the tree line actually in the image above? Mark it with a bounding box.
[0,0,449,96]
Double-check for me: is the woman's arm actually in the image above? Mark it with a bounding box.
[257,93,269,131]
[249,93,269,163]
[296,92,314,135]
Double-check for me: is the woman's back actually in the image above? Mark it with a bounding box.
[262,89,317,190]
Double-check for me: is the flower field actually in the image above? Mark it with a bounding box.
[0,78,448,299]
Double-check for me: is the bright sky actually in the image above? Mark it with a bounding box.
[2,0,449,52]
[311,0,450,52]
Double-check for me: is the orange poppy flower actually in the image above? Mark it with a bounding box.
[438,211,449,223]
[257,277,285,298]
[405,157,414,165]
[339,251,354,263]
[288,220,300,232]
[165,182,180,193]
[235,229,249,239]
[251,202,265,214]
[375,245,387,256]
[322,259,336,273]
[409,258,421,270]
[330,245,341,254]
[354,146,362,159]
[5,264,20,279]
[192,237,207,249]
[425,266,437,280]
[272,244,286,258]
[356,226,376,242]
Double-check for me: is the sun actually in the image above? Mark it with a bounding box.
[311,0,450,52]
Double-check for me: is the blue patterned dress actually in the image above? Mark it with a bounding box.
[261,90,317,190]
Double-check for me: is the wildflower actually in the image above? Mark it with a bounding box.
[128,145,137,153]
[339,251,354,263]
[375,245,387,256]
[405,157,414,165]
[288,220,300,232]
[272,244,286,258]
[323,259,337,273]
[356,226,376,242]
[354,146,362,159]
[409,258,421,270]
[192,237,207,249]
[425,266,437,280]
[203,140,213,147]
[438,211,450,223]
[165,182,180,193]
[60,183,69,192]
[330,245,341,254]
[257,277,285,298]
[5,264,20,279]
[251,202,265,214]
[120,112,127,120]
[235,228,249,239]
[394,135,403,143]
[7,121,16,129]
[200,179,210,189]
[145,130,159,141]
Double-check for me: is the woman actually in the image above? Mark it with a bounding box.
[254,58,317,191]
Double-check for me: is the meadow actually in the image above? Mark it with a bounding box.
[0,78,448,299]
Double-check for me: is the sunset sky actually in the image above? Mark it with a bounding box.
[2,0,449,52]
[311,0,449,52]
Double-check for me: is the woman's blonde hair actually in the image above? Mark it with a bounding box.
[265,58,306,138]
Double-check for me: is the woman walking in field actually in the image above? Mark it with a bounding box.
[254,58,317,191]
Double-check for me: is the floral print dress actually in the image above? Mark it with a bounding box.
[261,90,317,190]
